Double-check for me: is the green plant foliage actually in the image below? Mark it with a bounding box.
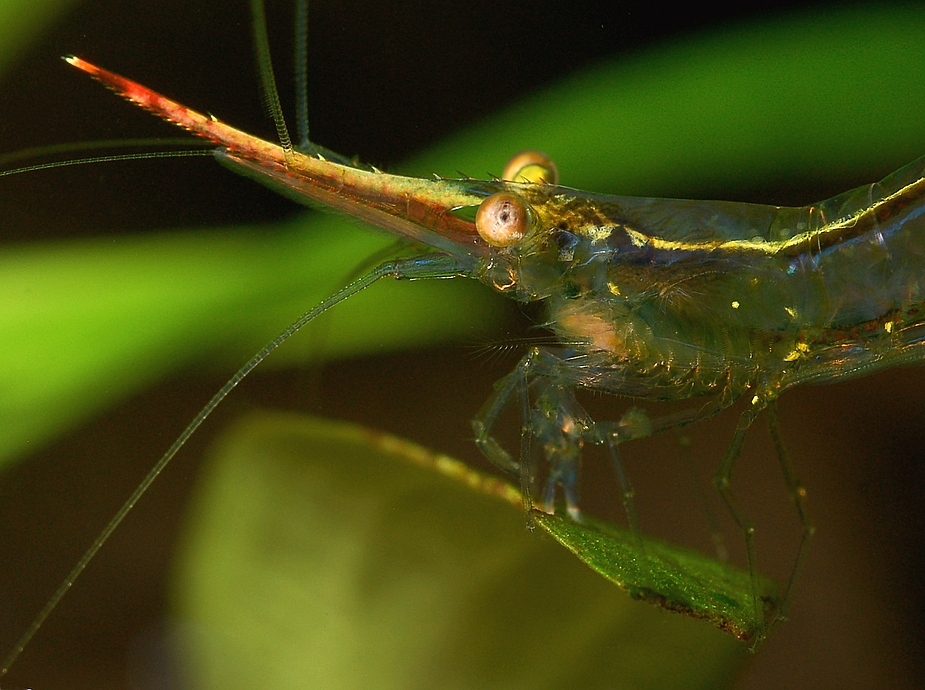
[174,411,746,689]
[535,513,778,646]
[0,222,500,466]
[0,0,78,78]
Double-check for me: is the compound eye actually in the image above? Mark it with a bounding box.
[475,193,531,247]
[501,150,558,185]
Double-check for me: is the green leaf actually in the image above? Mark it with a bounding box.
[412,5,925,196]
[0,0,79,80]
[0,222,500,466]
[173,411,746,689]
[534,513,779,646]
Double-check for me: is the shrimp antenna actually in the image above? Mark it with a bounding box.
[251,0,294,158]
[0,266,392,676]
[0,149,213,178]
[0,137,210,169]
[294,0,311,148]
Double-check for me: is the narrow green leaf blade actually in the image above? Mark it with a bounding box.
[534,512,779,645]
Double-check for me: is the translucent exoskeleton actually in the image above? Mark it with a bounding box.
[4,0,925,680]
[55,47,925,648]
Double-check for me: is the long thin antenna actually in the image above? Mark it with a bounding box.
[0,265,393,676]
[294,0,311,149]
[0,149,213,178]
[251,0,294,157]
[0,138,208,169]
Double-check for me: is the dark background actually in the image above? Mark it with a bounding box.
[0,1,923,688]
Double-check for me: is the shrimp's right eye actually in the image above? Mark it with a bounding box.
[475,193,532,247]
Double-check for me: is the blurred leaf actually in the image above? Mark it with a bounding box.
[0,0,79,80]
[173,411,745,689]
[0,222,499,466]
[414,3,925,196]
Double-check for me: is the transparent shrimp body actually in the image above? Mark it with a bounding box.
[470,159,925,632]
[64,56,925,641]
[474,158,925,488]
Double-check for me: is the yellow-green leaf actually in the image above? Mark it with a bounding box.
[174,412,746,689]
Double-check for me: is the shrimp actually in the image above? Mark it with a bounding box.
[54,30,925,649]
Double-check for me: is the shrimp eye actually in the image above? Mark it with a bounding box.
[501,150,559,185]
[475,193,531,247]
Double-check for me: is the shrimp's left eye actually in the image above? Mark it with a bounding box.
[502,150,558,185]
[475,193,531,247]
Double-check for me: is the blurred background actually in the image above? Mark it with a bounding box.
[0,0,923,687]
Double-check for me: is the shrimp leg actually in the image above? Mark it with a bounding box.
[473,348,746,534]
[473,348,591,519]
[711,393,773,642]
[766,400,815,627]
